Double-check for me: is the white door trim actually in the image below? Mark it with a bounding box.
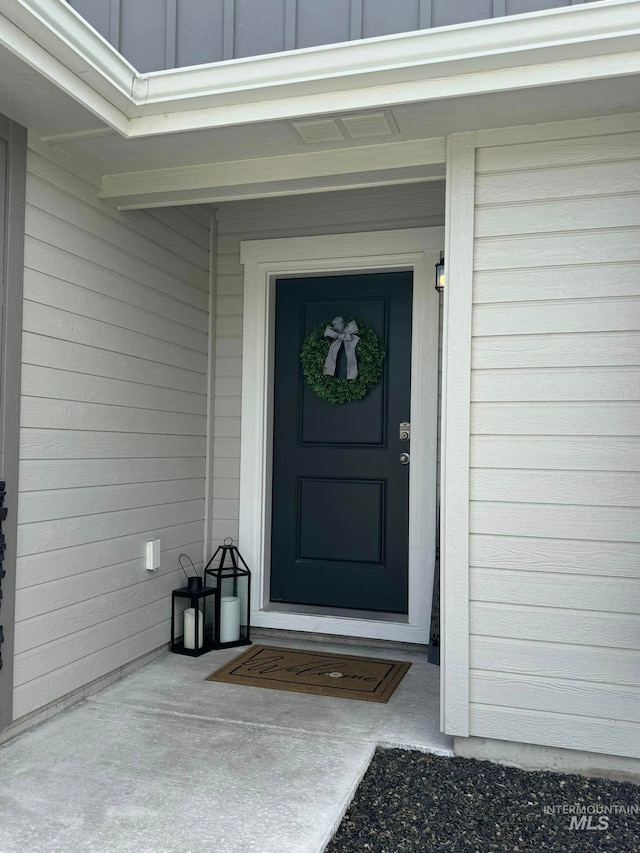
[239,227,444,643]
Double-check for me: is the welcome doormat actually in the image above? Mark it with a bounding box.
[206,645,411,703]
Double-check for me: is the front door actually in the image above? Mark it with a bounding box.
[270,271,412,613]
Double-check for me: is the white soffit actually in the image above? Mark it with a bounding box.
[44,76,640,178]
[1,0,640,140]
[0,43,109,139]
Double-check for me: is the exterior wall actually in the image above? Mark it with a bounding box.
[0,115,26,731]
[211,182,445,550]
[0,120,8,725]
[66,0,592,72]
[12,138,210,722]
[455,736,640,783]
[0,133,5,476]
[468,121,640,759]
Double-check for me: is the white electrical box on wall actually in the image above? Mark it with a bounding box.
[145,539,161,571]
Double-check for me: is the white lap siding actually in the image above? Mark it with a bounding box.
[13,138,210,720]
[211,183,446,547]
[469,123,640,759]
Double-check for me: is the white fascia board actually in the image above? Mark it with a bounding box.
[5,0,135,104]
[127,49,640,138]
[3,0,640,141]
[0,9,130,135]
[140,0,640,115]
[101,0,640,137]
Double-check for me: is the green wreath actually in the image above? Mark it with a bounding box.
[300,317,386,404]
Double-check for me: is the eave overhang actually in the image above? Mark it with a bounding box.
[2,0,640,139]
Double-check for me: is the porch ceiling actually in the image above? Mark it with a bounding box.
[1,0,639,207]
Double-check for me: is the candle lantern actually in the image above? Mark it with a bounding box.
[171,554,217,656]
[171,580,218,657]
[204,538,251,650]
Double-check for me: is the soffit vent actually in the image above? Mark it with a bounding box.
[341,113,396,139]
[291,112,399,145]
[292,119,345,144]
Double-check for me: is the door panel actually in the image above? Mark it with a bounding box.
[299,295,387,447]
[297,477,385,564]
[270,271,412,613]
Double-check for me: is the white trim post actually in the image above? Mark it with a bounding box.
[441,132,476,736]
[203,210,218,565]
[0,115,26,732]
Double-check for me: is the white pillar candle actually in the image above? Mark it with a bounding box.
[183,607,204,650]
[220,596,240,644]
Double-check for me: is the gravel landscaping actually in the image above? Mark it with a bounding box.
[325,748,640,853]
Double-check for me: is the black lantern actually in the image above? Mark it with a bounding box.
[171,555,219,656]
[203,538,251,650]
[434,255,445,293]
[171,580,218,657]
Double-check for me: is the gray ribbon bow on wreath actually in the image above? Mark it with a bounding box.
[323,317,360,380]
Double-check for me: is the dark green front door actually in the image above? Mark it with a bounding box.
[270,271,412,613]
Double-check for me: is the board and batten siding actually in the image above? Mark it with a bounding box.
[211,182,445,551]
[66,0,594,72]
[12,138,210,721]
[469,123,640,759]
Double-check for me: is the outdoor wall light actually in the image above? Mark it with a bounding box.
[434,255,445,293]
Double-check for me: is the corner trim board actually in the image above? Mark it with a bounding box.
[203,213,217,563]
[0,116,27,732]
[440,132,475,737]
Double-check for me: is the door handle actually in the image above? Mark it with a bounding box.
[399,453,410,465]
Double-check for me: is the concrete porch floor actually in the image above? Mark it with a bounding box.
[0,631,451,853]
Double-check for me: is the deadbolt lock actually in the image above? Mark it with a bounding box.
[399,422,411,441]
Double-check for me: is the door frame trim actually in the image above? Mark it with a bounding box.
[240,227,443,643]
